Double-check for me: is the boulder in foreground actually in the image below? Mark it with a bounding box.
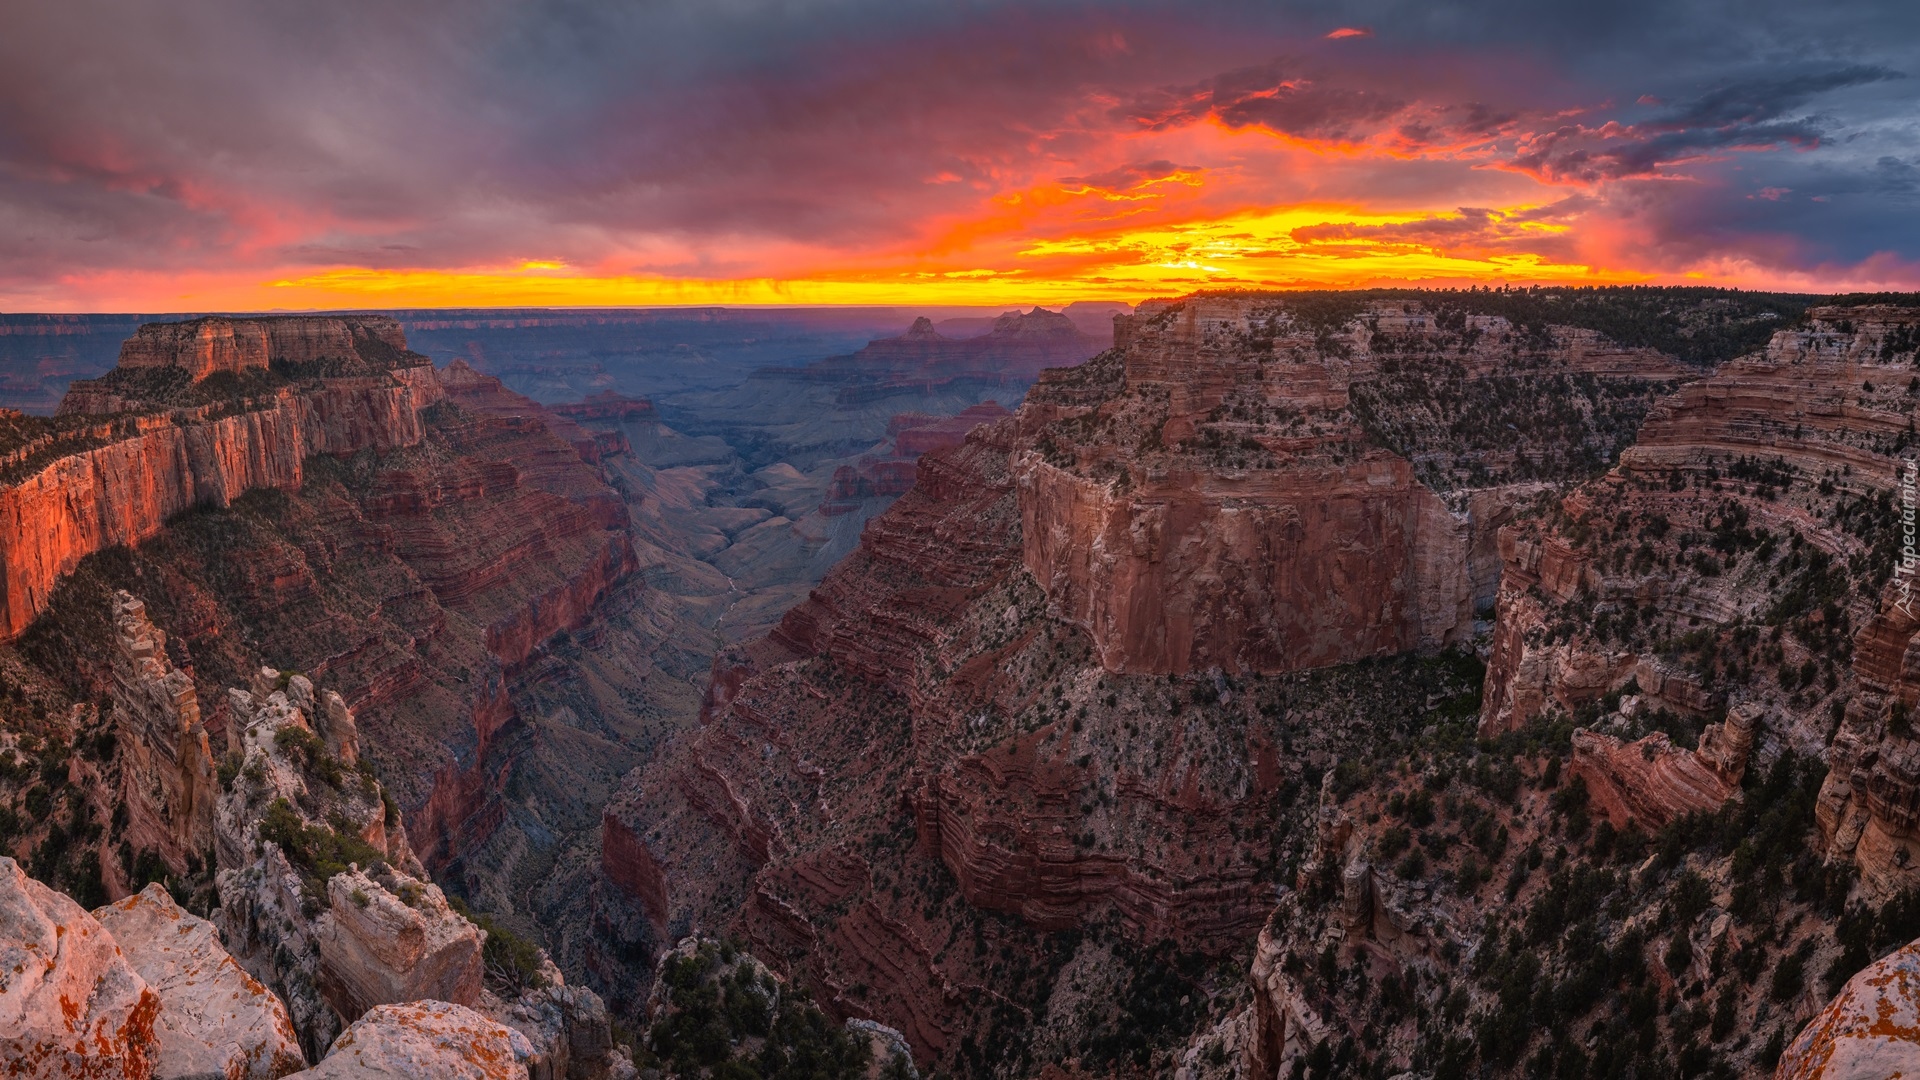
[292,1000,533,1079]
[0,856,161,1079]
[1779,937,1920,1079]
[94,883,307,1080]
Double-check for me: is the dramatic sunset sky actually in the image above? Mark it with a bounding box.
[3,0,1918,311]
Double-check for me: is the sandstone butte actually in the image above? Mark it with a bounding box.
[593,295,1700,1056]
[0,315,441,642]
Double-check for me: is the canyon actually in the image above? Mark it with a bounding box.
[591,291,1847,1076]
[3,291,1920,1079]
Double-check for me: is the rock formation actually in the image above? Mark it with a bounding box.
[314,864,485,1022]
[1814,587,1920,897]
[287,1000,534,1080]
[0,856,161,1079]
[1017,297,1683,676]
[93,883,306,1080]
[1245,919,1334,1079]
[0,316,443,642]
[1481,305,1916,745]
[1568,704,1756,829]
[596,295,1694,1061]
[112,315,413,382]
[1778,936,1920,1079]
[107,591,217,879]
[212,669,425,1053]
[483,982,628,1080]
[1468,305,1920,906]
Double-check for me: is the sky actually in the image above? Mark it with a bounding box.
[2,0,1918,311]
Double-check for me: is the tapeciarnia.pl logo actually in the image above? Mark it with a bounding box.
[1899,458,1917,619]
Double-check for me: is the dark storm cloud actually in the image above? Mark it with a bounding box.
[0,0,1916,296]
[1506,65,1907,183]
[1059,161,1207,194]
[1116,60,1408,142]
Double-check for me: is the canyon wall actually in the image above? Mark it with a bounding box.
[114,315,412,381]
[0,316,644,925]
[1473,305,1920,903]
[1018,453,1469,675]
[0,316,442,642]
[1480,306,1914,732]
[593,295,1701,1063]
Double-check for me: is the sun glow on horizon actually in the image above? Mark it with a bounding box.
[23,200,1637,314]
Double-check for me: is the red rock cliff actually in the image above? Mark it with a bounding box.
[0,319,441,643]
[114,314,410,381]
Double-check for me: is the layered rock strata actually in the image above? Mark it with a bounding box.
[597,295,1693,1063]
[0,316,442,642]
[1569,703,1755,829]
[1483,306,1916,732]
[113,315,412,382]
[1473,305,1920,895]
[1815,579,1920,897]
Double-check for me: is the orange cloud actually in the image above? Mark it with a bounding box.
[1325,27,1373,39]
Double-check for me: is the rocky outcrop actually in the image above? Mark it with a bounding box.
[107,591,217,880]
[1480,305,1916,749]
[1778,935,1920,1079]
[1814,584,1920,897]
[1570,703,1756,829]
[483,982,629,1080]
[288,1000,533,1080]
[215,670,421,1057]
[314,864,484,1022]
[113,315,412,382]
[0,856,161,1079]
[799,308,1102,390]
[93,883,306,1080]
[0,316,444,643]
[1246,918,1334,1079]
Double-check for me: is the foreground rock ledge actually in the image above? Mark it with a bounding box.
[291,1000,533,1079]
[93,883,307,1080]
[1779,937,1920,1079]
[0,856,161,1080]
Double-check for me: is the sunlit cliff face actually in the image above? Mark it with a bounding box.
[1,0,1916,310]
